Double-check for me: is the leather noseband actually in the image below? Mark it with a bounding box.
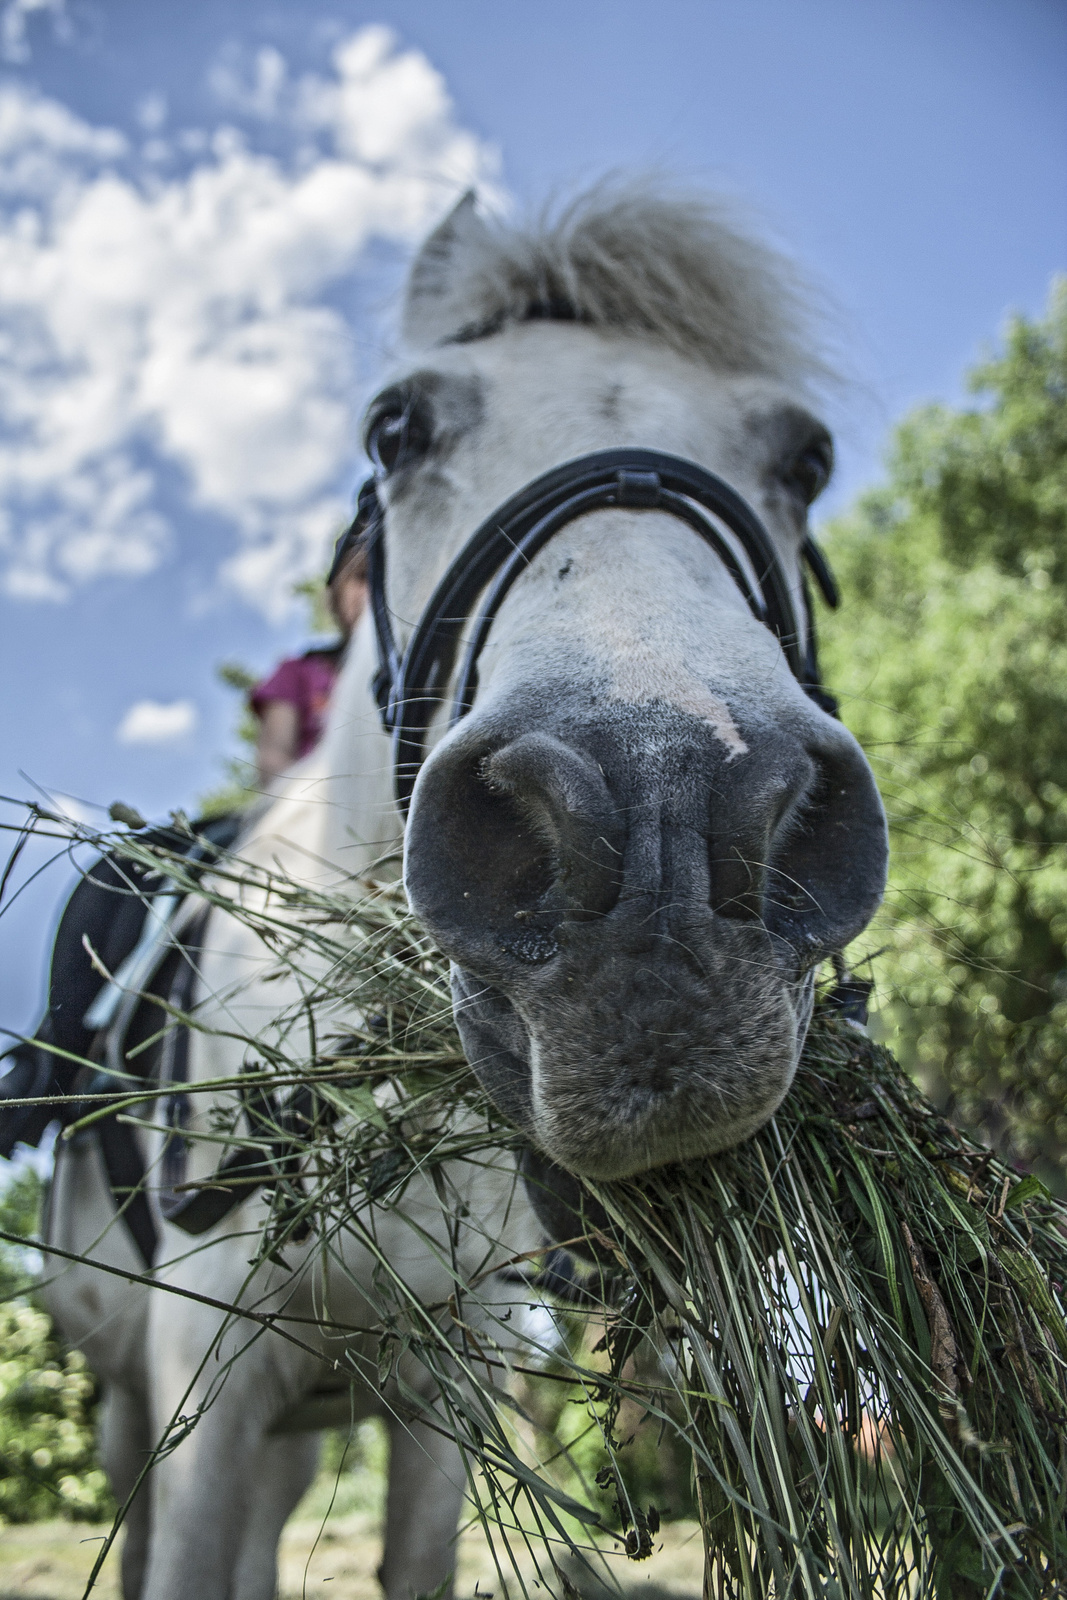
[349,448,840,814]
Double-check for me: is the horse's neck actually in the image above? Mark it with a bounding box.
[244,616,402,884]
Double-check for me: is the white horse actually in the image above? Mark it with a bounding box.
[41,184,887,1600]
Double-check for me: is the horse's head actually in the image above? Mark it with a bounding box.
[368,188,887,1180]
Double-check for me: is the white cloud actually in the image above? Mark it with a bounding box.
[0,29,499,617]
[0,0,69,65]
[116,698,198,745]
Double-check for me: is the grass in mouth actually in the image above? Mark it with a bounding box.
[29,827,1067,1598]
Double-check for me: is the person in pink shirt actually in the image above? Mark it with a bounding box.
[251,526,369,784]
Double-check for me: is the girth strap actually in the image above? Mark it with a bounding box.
[95,1104,159,1269]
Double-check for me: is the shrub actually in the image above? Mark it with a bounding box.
[0,1301,113,1522]
[0,1164,112,1523]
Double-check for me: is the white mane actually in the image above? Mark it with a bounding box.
[402,181,826,387]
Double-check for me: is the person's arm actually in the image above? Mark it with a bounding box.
[255,700,300,783]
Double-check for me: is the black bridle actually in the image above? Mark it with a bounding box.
[344,448,840,815]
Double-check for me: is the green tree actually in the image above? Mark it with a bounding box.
[0,1165,40,1303]
[820,279,1067,1189]
[0,1302,113,1521]
[197,660,261,818]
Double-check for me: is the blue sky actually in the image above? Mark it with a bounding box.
[1,0,1065,1043]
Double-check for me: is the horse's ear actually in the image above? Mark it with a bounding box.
[403,191,494,347]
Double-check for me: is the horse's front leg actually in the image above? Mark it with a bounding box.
[140,1265,319,1600]
[379,1415,466,1600]
[231,1431,320,1600]
[98,1383,153,1600]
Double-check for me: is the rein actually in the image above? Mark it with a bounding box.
[348,448,841,814]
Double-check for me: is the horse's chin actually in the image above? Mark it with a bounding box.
[451,959,814,1181]
[528,1066,800,1181]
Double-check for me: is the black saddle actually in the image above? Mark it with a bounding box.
[0,815,243,1263]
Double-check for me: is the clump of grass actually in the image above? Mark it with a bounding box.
[577,1012,1067,1597]
[7,811,1066,1596]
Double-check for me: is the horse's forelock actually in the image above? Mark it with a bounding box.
[402,180,828,388]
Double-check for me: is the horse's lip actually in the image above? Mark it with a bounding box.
[531,1089,789,1180]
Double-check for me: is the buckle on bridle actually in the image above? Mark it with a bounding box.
[614,469,661,508]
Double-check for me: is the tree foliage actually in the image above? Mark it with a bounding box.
[0,1167,112,1522]
[0,1165,40,1303]
[820,279,1067,1187]
[0,1303,113,1522]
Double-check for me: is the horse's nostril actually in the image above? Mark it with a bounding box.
[405,729,625,967]
[702,734,887,959]
[761,736,888,959]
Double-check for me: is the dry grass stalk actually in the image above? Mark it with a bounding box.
[6,813,1067,1598]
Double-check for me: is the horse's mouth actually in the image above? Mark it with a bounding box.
[449,931,814,1180]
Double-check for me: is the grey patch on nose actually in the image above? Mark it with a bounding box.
[597,383,624,423]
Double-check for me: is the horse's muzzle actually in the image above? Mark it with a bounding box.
[404,696,886,1177]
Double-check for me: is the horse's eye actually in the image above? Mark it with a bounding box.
[364,395,432,474]
[782,438,833,506]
